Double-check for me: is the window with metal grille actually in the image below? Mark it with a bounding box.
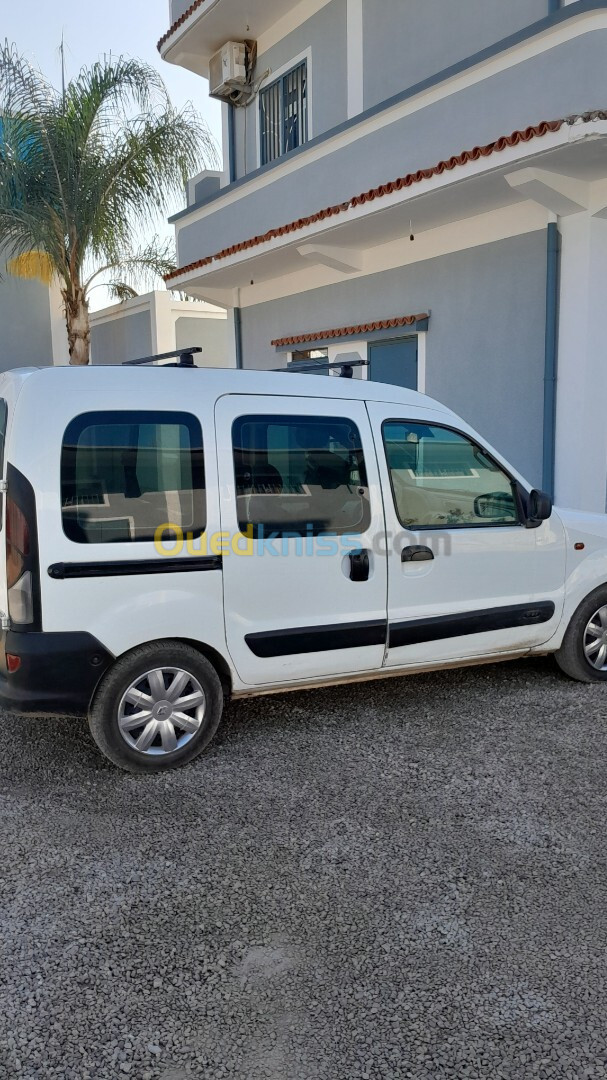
[259,61,307,166]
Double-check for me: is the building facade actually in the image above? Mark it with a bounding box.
[90,290,229,367]
[0,245,68,370]
[159,0,607,511]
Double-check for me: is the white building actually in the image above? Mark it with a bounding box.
[90,290,229,367]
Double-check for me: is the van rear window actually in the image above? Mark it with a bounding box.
[61,411,205,544]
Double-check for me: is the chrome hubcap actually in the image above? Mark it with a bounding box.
[583,606,607,671]
[118,667,206,756]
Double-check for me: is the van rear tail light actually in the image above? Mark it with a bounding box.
[5,483,37,627]
[6,498,29,589]
[6,653,21,673]
[8,570,34,625]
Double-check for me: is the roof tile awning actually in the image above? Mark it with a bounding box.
[166,111,607,301]
[165,116,573,285]
[158,1,207,51]
[271,315,430,350]
[158,0,298,70]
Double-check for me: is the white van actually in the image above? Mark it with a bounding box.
[0,361,605,773]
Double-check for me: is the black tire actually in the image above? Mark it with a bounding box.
[555,585,607,683]
[88,641,224,773]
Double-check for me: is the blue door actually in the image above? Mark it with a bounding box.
[369,338,418,390]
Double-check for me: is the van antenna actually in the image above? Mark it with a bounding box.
[60,33,66,111]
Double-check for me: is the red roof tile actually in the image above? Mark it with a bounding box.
[271,315,429,348]
[165,111,604,284]
[158,0,209,52]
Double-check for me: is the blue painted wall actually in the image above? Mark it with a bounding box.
[238,231,548,485]
[0,253,53,370]
[175,315,229,365]
[362,0,549,110]
[176,27,607,268]
[170,0,193,20]
[91,311,153,366]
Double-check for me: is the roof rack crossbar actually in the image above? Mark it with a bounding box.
[123,347,203,367]
[276,358,369,378]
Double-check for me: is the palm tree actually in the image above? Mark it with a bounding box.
[0,43,217,364]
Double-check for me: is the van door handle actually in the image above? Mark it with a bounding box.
[401,545,434,563]
[349,549,370,582]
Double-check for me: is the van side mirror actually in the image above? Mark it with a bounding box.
[474,491,517,520]
[526,489,552,528]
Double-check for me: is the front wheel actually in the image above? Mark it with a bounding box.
[555,586,607,683]
[88,641,224,773]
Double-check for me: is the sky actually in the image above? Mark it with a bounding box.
[3,0,223,308]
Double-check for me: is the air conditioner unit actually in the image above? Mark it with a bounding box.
[209,41,248,100]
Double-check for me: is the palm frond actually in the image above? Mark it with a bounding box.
[85,107,216,255]
[0,43,218,301]
[104,281,139,302]
[84,237,177,297]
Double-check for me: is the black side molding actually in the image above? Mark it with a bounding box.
[246,620,386,659]
[245,603,556,660]
[389,602,556,650]
[48,556,223,580]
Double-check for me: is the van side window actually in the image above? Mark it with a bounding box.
[383,421,520,529]
[61,411,205,544]
[232,415,370,538]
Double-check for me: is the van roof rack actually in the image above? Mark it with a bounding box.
[123,347,203,368]
[277,358,369,378]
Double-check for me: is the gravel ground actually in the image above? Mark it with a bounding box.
[1,656,607,1080]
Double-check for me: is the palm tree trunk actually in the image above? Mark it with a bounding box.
[64,288,91,366]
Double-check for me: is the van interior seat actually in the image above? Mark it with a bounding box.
[304,449,352,490]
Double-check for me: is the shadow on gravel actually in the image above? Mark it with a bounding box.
[0,654,591,783]
[2,654,607,1080]
[217,654,568,746]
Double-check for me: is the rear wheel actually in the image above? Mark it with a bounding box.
[88,641,224,773]
[555,587,607,683]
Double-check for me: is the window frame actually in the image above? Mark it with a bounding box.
[259,58,308,166]
[381,419,525,531]
[61,409,206,545]
[232,412,371,539]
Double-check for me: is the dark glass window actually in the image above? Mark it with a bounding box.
[260,61,307,166]
[288,348,329,375]
[61,411,205,544]
[383,421,520,529]
[233,414,370,538]
[0,399,7,532]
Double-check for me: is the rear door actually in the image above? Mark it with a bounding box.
[216,394,388,687]
[38,386,227,665]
